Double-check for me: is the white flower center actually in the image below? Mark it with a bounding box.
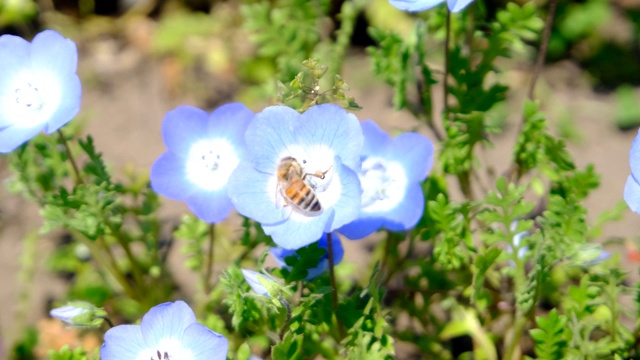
[186,139,239,191]
[2,70,62,128]
[15,82,44,110]
[359,157,407,213]
[136,338,194,360]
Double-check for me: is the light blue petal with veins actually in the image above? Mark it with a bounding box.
[245,106,299,173]
[100,325,146,360]
[162,106,210,156]
[182,323,229,360]
[140,301,197,346]
[297,104,363,171]
[228,161,288,225]
[388,132,434,182]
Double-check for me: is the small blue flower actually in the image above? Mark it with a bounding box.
[49,300,106,327]
[241,269,279,298]
[100,301,227,360]
[625,130,640,214]
[339,120,434,240]
[0,30,81,153]
[228,104,363,249]
[389,0,474,12]
[270,232,344,280]
[50,305,88,325]
[150,103,253,223]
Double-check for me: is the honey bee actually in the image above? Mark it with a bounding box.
[276,156,331,216]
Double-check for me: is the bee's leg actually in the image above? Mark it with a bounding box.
[303,165,333,180]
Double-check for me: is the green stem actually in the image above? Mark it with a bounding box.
[90,236,138,300]
[443,8,451,117]
[108,225,146,295]
[278,296,292,340]
[203,223,216,294]
[503,315,527,360]
[57,129,83,186]
[326,232,345,338]
[527,0,559,100]
[503,225,528,360]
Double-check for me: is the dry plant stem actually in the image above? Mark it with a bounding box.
[57,129,83,186]
[203,223,216,294]
[326,232,345,338]
[278,296,292,340]
[527,0,559,100]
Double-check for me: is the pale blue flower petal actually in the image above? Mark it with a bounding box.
[150,152,196,200]
[0,35,29,128]
[624,174,640,214]
[389,0,444,12]
[186,189,234,224]
[30,30,79,76]
[263,210,331,250]
[162,106,210,156]
[338,218,383,240]
[42,74,81,134]
[388,132,434,182]
[241,269,271,297]
[207,103,254,145]
[325,161,362,232]
[245,106,299,173]
[447,0,474,12]
[49,305,86,325]
[140,301,197,346]
[629,130,640,180]
[181,323,228,360]
[297,104,363,171]
[381,181,424,231]
[100,325,146,360]
[228,162,288,224]
[0,124,44,153]
[361,120,391,157]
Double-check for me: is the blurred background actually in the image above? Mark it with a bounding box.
[1,0,640,357]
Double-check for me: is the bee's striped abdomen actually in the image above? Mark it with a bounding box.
[285,179,321,213]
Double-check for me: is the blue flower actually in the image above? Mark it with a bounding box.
[49,300,106,327]
[150,103,253,223]
[339,120,434,240]
[100,301,227,360]
[625,130,640,214]
[0,30,81,153]
[270,232,344,280]
[228,104,363,249]
[241,269,279,298]
[389,0,474,12]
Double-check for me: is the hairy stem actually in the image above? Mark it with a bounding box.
[203,223,216,294]
[326,232,345,338]
[57,129,83,186]
[278,296,292,340]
